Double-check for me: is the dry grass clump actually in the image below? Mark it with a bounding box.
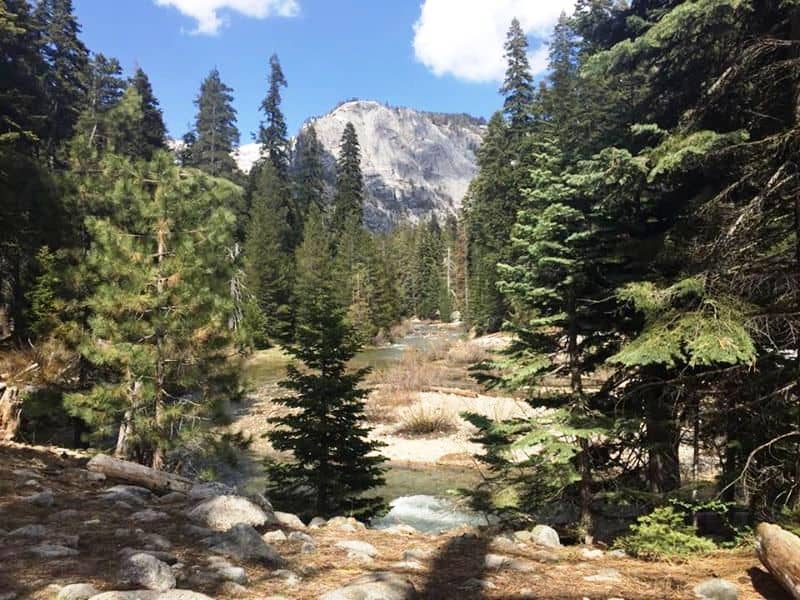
[364,391,416,423]
[445,339,491,367]
[369,348,445,393]
[395,406,458,437]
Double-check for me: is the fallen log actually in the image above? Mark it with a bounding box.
[422,386,479,398]
[87,453,192,494]
[756,522,800,599]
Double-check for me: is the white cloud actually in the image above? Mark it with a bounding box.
[413,0,576,82]
[155,0,300,35]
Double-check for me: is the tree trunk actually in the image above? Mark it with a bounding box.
[645,383,681,495]
[0,385,22,441]
[87,454,192,493]
[756,522,800,599]
[151,217,167,471]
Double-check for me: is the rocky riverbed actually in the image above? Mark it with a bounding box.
[0,443,788,599]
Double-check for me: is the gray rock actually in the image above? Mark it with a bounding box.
[301,542,316,554]
[320,572,417,600]
[118,553,176,592]
[0,593,17,600]
[390,560,425,571]
[693,578,739,600]
[287,531,314,545]
[273,569,301,587]
[530,524,560,548]
[119,548,178,565]
[208,523,283,565]
[326,516,366,532]
[57,583,99,600]
[403,548,434,562]
[139,533,172,550]
[274,511,305,529]
[28,543,78,558]
[49,509,80,521]
[23,490,54,507]
[131,509,168,523]
[188,481,235,501]
[100,485,152,506]
[308,517,327,529]
[484,554,511,569]
[335,540,378,558]
[217,582,248,597]
[216,565,248,585]
[156,492,186,505]
[184,525,213,538]
[262,529,287,543]
[583,568,622,584]
[491,536,518,552]
[383,524,417,535]
[580,548,603,559]
[187,495,273,531]
[13,468,42,479]
[88,592,212,600]
[10,524,48,537]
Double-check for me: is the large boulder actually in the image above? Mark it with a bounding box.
[118,553,176,592]
[274,511,305,529]
[530,525,560,548]
[57,584,99,600]
[187,495,274,531]
[321,572,417,600]
[208,523,284,566]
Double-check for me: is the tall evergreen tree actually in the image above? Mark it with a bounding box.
[500,17,534,133]
[129,67,167,160]
[332,122,364,235]
[258,54,289,177]
[34,0,88,155]
[267,205,386,519]
[293,123,326,218]
[188,68,239,179]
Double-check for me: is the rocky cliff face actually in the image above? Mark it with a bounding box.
[305,100,484,231]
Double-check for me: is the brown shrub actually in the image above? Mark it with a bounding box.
[395,407,457,437]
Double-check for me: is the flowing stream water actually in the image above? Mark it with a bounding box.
[241,321,488,533]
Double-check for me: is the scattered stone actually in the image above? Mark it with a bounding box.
[583,568,622,584]
[274,569,301,587]
[13,468,42,479]
[383,524,417,535]
[301,542,316,554]
[139,532,172,550]
[262,529,287,543]
[507,559,536,572]
[287,531,314,545]
[119,547,178,565]
[216,564,248,585]
[484,554,511,569]
[187,495,273,531]
[10,524,48,537]
[57,583,99,600]
[185,525,213,538]
[530,524,560,548]
[100,485,152,505]
[693,578,739,600]
[403,548,434,562]
[274,511,305,529]
[335,540,378,558]
[84,470,106,482]
[320,572,417,600]
[156,492,186,504]
[608,549,627,558]
[460,578,496,591]
[208,523,284,565]
[131,509,168,523]
[308,517,327,529]
[390,560,425,571]
[118,552,176,592]
[0,592,17,600]
[326,516,366,532]
[88,592,213,600]
[218,582,249,597]
[24,490,54,507]
[491,536,518,552]
[83,519,100,526]
[513,530,533,542]
[23,478,41,487]
[28,543,79,558]
[189,481,235,501]
[49,509,80,522]
[581,548,604,560]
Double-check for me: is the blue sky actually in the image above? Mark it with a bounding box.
[73,1,573,142]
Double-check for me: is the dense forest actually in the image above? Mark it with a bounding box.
[2,0,800,551]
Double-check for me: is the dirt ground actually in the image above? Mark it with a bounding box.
[0,443,790,600]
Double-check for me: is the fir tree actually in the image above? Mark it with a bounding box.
[243,161,295,345]
[332,122,364,235]
[129,67,167,160]
[500,18,534,133]
[293,123,326,219]
[258,54,289,177]
[189,68,239,179]
[267,205,386,519]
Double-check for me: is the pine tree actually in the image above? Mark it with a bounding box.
[189,68,239,179]
[129,67,167,160]
[266,205,386,519]
[64,152,240,468]
[243,161,295,345]
[258,54,289,177]
[332,122,364,235]
[86,53,125,124]
[293,123,326,218]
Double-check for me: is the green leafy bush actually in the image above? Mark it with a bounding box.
[615,506,716,560]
